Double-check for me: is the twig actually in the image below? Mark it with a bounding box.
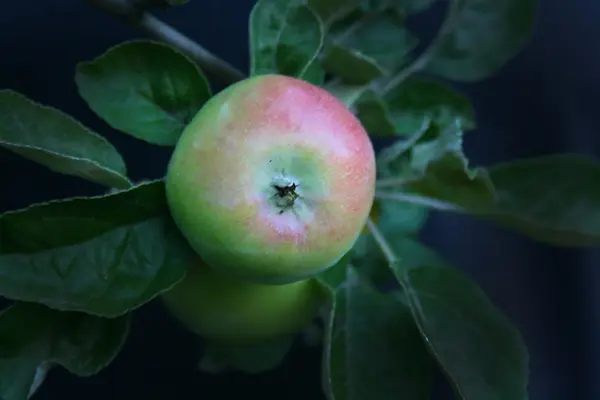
[81,0,246,86]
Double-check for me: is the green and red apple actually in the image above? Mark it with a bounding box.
[161,258,325,344]
[165,74,376,284]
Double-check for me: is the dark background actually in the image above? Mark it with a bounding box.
[1,0,599,399]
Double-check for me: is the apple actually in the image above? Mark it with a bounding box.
[161,258,326,344]
[165,74,376,284]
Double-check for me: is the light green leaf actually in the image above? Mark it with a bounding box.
[426,0,538,81]
[319,264,432,400]
[322,9,419,84]
[0,180,195,317]
[250,1,324,85]
[199,336,295,374]
[75,40,211,146]
[394,264,529,400]
[0,90,131,189]
[0,302,130,400]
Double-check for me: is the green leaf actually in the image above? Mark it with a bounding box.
[322,9,419,84]
[75,40,211,147]
[353,231,447,287]
[483,154,600,247]
[377,122,496,211]
[426,0,538,81]
[396,0,438,13]
[354,90,397,136]
[199,336,294,374]
[385,77,476,135]
[320,264,432,400]
[394,264,529,400]
[249,1,324,85]
[379,152,600,247]
[0,90,131,189]
[323,80,369,109]
[0,180,195,317]
[307,0,358,26]
[0,302,130,400]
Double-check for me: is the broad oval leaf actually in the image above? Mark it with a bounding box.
[322,9,418,84]
[0,302,130,400]
[250,1,324,85]
[75,40,212,146]
[320,265,432,400]
[0,180,195,317]
[485,154,600,247]
[426,0,538,81]
[0,90,131,189]
[395,264,529,400]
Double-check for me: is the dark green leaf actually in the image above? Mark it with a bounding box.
[199,336,294,374]
[250,1,324,85]
[353,231,447,287]
[75,40,211,146]
[426,0,538,81]
[354,90,396,136]
[395,264,529,400]
[0,180,194,317]
[307,0,358,26]
[276,6,325,84]
[0,302,130,400]
[377,122,496,211]
[0,90,131,189]
[385,77,476,135]
[395,0,438,13]
[322,10,418,84]
[321,265,432,400]
[379,152,600,247]
[324,80,369,108]
[483,154,600,247]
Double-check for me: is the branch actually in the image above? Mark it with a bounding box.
[81,0,246,86]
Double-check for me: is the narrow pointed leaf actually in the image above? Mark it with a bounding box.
[0,180,195,317]
[0,302,130,400]
[395,264,529,400]
[426,0,538,81]
[0,90,130,189]
[75,40,211,146]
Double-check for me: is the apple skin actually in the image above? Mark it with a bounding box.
[160,259,325,344]
[165,74,376,284]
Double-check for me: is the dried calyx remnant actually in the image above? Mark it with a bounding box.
[273,183,300,213]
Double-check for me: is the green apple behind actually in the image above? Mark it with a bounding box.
[166,74,376,284]
[161,258,325,344]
